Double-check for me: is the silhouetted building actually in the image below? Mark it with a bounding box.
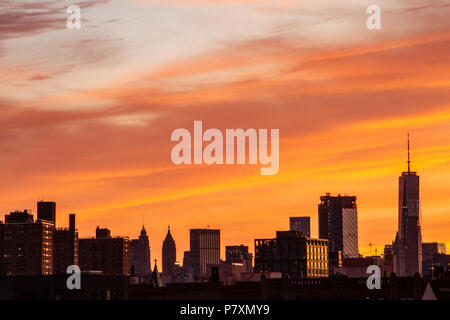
[183,251,191,267]
[422,243,447,276]
[162,226,176,276]
[393,135,422,276]
[37,201,56,226]
[0,274,130,300]
[423,279,450,300]
[255,230,328,279]
[207,261,247,285]
[150,260,162,288]
[225,245,253,273]
[337,256,383,278]
[189,229,220,281]
[130,225,151,276]
[53,213,78,274]
[318,193,359,274]
[1,209,53,275]
[383,244,394,277]
[289,217,311,237]
[423,243,446,259]
[78,227,130,275]
[0,221,6,276]
[166,262,194,284]
[95,227,111,239]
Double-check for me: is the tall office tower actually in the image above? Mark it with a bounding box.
[162,226,176,276]
[393,135,422,276]
[1,210,53,275]
[37,201,56,226]
[189,229,220,281]
[318,193,359,274]
[130,225,151,276]
[255,231,329,279]
[289,217,311,237]
[53,213,79,274]
[78,227,131,275]
[225,245,253,273]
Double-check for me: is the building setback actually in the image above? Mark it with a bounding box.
[79,227,130,275]
[254,230,328,279]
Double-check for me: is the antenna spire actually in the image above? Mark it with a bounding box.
[407,132,411,173]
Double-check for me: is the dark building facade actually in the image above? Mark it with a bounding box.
[289,217,311,237]
[189,229,220,281]
[255,230,328,279]
[383,244,394,277]
[78,227,130,275]
[130,225,151,276]
[318,193,359,274]
[53,214,78,274]
[225,245,253,273]
[422,243,447,276]
[37,201,56,226]
[0,222,6,276]
[162,226,176,276]
[393,137,422,276]
[1,210,54,276]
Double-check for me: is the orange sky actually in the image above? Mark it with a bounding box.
[1,0,450,268]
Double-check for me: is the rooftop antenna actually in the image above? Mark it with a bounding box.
[407,132,411,173]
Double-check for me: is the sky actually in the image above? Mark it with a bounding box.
[1,0,450,268]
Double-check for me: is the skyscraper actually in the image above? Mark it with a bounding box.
[393,134,422,276]
[189,228,220,281]
[162,226,176,276]
[318,193,359,274]
[289,217,311,237]
[130,225,151,276]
